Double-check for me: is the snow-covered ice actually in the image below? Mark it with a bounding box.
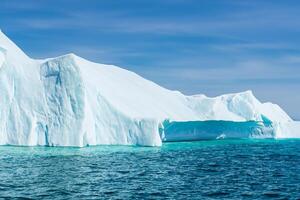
[0,30,299,147]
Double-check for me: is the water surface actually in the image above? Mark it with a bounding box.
[0,139,299,199]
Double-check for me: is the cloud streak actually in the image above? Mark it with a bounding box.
[3,0,300,36]
[1,0,300,118]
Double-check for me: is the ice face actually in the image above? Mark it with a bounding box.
[0,47,5,68]
[0,31,299,147]
[161,120,275,142]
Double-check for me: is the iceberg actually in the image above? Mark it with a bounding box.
[0,30,299,147]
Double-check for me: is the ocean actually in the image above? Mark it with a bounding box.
[0,139,299,199]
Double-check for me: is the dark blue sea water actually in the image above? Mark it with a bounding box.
[0,140,299,199]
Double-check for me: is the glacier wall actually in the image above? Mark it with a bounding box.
[0,30,299,147]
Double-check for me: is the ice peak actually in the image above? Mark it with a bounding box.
[60,53,77,58]
[237,90,256,99]
[43,53,82,64]
[64,53,85,61]
[0,30,30,62]
[243,90,254,95]
[0,30,13,47]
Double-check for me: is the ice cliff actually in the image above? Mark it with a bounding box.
[0,31,299,147]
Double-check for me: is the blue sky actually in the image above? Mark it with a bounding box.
[1,0,300,119]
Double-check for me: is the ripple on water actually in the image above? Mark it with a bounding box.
[0,139,299,199]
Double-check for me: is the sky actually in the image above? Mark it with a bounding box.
[0,0,300,119]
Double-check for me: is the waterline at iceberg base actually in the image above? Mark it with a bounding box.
[0,30,299,147]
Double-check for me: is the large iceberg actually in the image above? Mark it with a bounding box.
[0,31,299,147]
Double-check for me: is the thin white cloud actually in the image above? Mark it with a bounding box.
[140,55,300,82]
[211,43,300,52]
[6,1,300,36]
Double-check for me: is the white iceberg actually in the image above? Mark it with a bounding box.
[0,30,299,147]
